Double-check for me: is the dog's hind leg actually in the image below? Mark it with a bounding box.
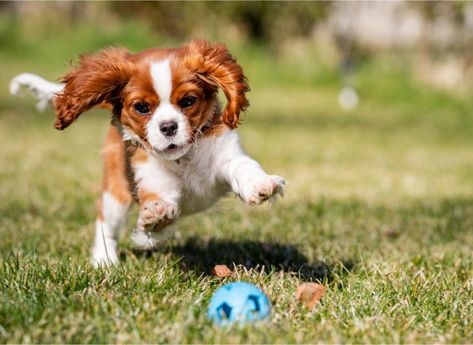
[92,126,133,266]
[9,73,64,111]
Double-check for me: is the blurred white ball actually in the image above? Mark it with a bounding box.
[338,86,359,111]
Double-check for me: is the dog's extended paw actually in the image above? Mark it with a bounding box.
[244,175,286,205]
[136,199,180,232]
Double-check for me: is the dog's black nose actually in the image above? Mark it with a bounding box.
[159,121,178,137]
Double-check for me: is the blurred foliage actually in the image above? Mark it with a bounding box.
[2,1,473,92]
[0,2,329,49]
[109,2,329,44]
[413,1,466,23]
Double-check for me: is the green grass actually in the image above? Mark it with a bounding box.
[1,18,473,344]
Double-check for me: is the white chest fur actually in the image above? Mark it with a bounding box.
[134,131,243,215]
[164,137,233,215]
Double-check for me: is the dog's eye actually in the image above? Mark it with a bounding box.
[178,96,197,108]
[133,102,150,115]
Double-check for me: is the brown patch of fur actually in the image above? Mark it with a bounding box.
[101,126,133,205]
[119,64,158,141]
[130,146,149,164]
[54,47,134,130]
[137,190,160,204]
[179,40,250,129]
[170,63,218,139]
[96,198,104,221]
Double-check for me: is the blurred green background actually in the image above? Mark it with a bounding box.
[1,2,472,343]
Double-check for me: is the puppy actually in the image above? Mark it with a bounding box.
[10,40,286,266]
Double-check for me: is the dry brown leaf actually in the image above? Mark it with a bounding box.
[212,264,232,278]
[296,282,326,310]
[384,228,400,239]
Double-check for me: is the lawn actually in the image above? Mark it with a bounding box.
[1,22,473,343]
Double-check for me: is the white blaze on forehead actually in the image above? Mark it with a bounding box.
[146,58,190,157]
[150,59,172,103]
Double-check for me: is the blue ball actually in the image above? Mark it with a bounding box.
[207,282,271,326]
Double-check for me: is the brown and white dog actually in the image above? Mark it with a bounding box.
[10,40,285,266]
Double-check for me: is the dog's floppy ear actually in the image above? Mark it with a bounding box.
[186,40,250,129]
[54,47,133,130]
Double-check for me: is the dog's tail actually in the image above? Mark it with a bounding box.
[9,73,64,112]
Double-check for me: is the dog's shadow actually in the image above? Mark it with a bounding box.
[134,237,354,281]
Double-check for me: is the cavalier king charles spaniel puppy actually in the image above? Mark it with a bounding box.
[10,40,286,266]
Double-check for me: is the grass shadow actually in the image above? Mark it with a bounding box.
[134,237,354,281]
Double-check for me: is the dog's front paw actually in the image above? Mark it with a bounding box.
[137,199,180,232]
[244,175,286,205]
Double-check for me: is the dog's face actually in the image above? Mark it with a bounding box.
[54,40,249,160]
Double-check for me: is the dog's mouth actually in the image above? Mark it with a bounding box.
[165,143,179,151]
[154,142,192,160]
[163,143,190,154]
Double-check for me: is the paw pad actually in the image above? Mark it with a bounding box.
[137,199,180,232]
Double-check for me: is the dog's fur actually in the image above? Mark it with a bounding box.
[10,40,285,266]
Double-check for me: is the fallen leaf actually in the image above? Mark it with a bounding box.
[384,228,399,239]
[296,282,325,310]
[212,264,232,278]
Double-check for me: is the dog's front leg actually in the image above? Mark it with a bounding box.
[218,132,286,205]
[130,149,182,248]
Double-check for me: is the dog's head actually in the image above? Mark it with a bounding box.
[54,40,249,160]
